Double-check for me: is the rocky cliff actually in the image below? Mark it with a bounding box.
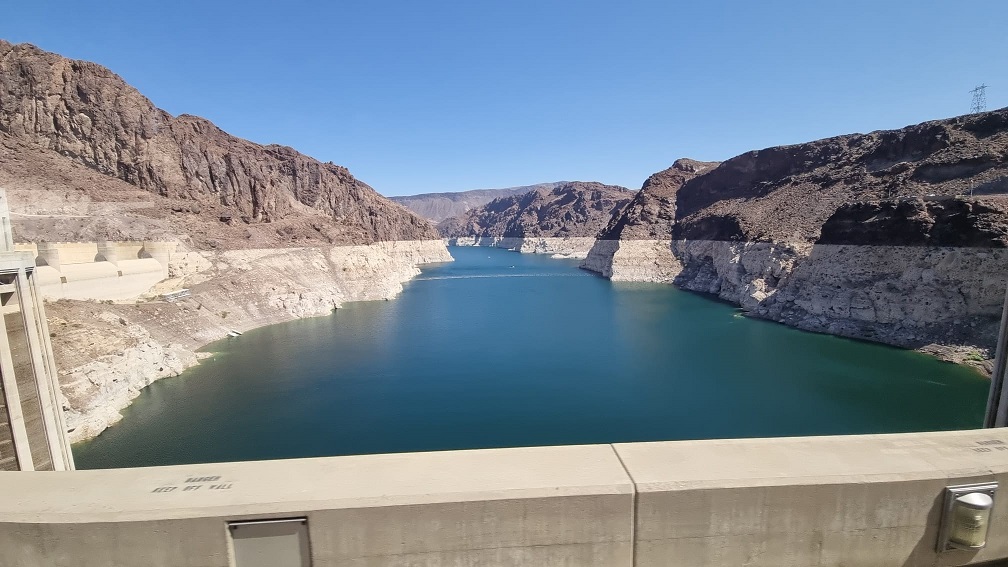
[391,182,566,222]
[583,159,718,279]
[599,159,720,240]
[0,39,438,245]
[672,111,1008,242]
[0,40,453,441]
[584,110,1008,365]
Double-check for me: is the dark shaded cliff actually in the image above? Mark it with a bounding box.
[818,196,1008,247]
[0,40,438,245]
[439,181,633,238]
[599,159,719,240]
[668,110,1008,242]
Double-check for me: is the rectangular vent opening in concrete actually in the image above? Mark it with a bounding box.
[229,518,310,567]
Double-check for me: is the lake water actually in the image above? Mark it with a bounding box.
[73,246,990,469]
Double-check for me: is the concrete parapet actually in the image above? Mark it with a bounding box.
[13,242,37,255]
[1,430,1008,565]
[0,444,633,566]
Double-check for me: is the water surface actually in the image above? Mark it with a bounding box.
[74,246,989,468]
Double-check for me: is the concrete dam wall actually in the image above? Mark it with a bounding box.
[2,429,1007,566]
[13,240,176,301]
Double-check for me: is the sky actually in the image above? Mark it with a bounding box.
[2,1,1007,196]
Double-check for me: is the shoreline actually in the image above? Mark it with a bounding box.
[56,240,453,444]
[579,237,1003,375]
[456,238,996,375]
[65,236,996,446]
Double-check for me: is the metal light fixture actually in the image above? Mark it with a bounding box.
[937,482,997,551]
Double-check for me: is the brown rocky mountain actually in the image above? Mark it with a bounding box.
[390,182,567,222]
[595,111,1008,247]
[0,40,437,247]
[670,111,1008,243]
[598,159,719,240]
[438,181,634,238]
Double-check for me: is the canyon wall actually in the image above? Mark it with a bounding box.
[582,113,1008,363]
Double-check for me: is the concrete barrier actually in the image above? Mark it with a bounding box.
[616,431,1008,566]
[1,430,1007,565]
[0,444,634,566]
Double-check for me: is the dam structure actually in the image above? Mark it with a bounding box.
[0,189,74,471]
[12,239,178,302]
[0,191,1006,565]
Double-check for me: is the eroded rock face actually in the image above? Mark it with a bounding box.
[672,110,1008,242]
[0,40,437,244]
[583,110,1008,360]
[818,197,1008,247]
[599,158,719,240]
[440,181,634,239]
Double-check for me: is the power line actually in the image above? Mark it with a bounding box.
[971,84,987,114]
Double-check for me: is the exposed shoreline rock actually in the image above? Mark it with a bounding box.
[580,110,1008,370]
[582,239,682,281]
[580,237,1004,372]
[56,240,452,443]
[447,236,598,259]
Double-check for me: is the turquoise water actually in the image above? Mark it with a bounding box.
[73,246,990,469]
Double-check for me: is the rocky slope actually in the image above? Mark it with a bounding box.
[0,40,452,441]
[583,159,718,279]
[0,39,438,246]
[440,181,633,258]
[584,109,1008,366]
[671,111,1008,242]
[390,182,566,222]
[598,159,720,240]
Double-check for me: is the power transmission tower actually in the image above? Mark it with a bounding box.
[971,84,987,114]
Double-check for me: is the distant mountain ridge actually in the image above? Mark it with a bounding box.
[390,182,567,222]
[439,181,633,238]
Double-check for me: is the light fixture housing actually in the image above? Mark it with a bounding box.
[937,482,997,552]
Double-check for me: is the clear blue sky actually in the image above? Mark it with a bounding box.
[3,1,1006,196]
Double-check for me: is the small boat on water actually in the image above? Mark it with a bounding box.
[227,329,242,337]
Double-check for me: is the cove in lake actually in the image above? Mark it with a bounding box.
[73,246,989,469]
